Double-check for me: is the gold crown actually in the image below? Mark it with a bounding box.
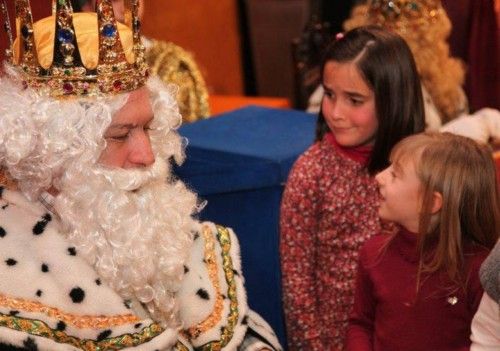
[367,0,442,32]
[0,0,149,97]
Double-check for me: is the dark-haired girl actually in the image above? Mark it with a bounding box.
[280,26,425,350]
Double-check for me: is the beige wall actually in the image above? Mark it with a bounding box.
[142,0,244,95]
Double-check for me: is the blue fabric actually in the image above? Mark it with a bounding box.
[176,106,316,348]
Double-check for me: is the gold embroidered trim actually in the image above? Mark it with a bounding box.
[209,225,239,350]
[174,340,190,351]
[0,169,18,190]
[182,224,240,350]
[0,294,140,329]
[0,312,164,351]
[184,224,224,339]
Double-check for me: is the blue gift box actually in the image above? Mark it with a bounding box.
[176,106,316,348]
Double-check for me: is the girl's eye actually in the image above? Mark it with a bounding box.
[390,170,397,178]
[350,98,363,106]
[324,90,334,98]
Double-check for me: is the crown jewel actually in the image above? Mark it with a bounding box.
[1,0,149,97]
[367,0,442,32]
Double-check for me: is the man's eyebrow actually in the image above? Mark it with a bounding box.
[107,123,136,130]
[107,116,154,131]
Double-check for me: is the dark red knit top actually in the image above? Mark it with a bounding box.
[347,227,489,351]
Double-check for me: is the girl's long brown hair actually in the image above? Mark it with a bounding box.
[391,133,499,288]
[316,26,425,175]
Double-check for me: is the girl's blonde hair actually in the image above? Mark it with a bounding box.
[391,132,499,286]
[344,3,466,123]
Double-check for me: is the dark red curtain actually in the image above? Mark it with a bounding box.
[0,1,51,67]
[442,0,500,111]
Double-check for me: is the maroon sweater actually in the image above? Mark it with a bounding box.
[347,228,489,351]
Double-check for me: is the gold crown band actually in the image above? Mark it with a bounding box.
[367,0,442,32]
[2,0,149,98]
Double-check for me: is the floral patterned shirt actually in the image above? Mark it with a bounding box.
[280,134,394,350]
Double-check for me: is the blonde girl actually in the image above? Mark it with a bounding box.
[347,132,499,350]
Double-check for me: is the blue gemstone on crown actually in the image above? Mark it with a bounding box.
[409,2,419,11]
[102,23,117,38]
[57,28,74,43]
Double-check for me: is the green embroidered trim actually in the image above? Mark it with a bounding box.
[0,312,164,350]
[198,225,240,351]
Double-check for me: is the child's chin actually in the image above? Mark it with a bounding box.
[378,208,389,220]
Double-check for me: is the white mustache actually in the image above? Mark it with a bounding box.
[94,158,168,191]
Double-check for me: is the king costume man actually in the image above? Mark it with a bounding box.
[0,1,281,350]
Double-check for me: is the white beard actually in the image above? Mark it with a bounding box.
[53,156,198,328]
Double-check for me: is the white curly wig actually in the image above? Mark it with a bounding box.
[0,66,199,328]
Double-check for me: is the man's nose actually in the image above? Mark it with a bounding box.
[130,132,155,167]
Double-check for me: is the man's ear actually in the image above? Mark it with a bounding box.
[431,191,443,214]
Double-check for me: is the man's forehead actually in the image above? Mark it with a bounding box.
[125,86,151,103]
[109,87,154,126]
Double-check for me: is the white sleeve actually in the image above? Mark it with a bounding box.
[470,293,500,351]
[440,108,500,144]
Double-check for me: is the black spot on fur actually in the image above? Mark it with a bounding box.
[97,329,112,341]
[134,323,142,329]
[32,213,52,235]
[35,290,42,297]
[241,315,248,325]
[1,204,8,210]
[232,269,239,276]
[67,247,77,256]
[95,278,101,286]
[56,321,66,331]
[196,288,210,300]
[0,227,5,237]
[69,287,85,303]
[0,342,34,351]
[23,337,38,351]
[221,294,227,299]
[193,233,199,240]
[5,258,17,266]
[9,310,19,316]
[123,300,132,309]
[41,263,49,272]
[183,265,189,274]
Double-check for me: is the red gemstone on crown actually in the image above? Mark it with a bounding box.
[113,80,122,91]
[63,82,74,94]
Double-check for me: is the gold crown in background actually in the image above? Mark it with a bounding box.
[0,0,149,97]
[367,0,442,32]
